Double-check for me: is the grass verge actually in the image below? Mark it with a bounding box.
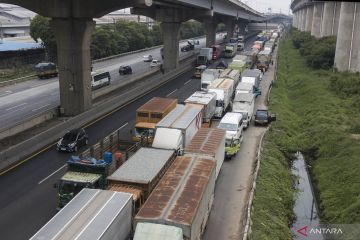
[250,35,360,239]
[0,66,35,83]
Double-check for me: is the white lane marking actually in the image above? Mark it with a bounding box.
[32,104,51,112]
[166,89,178,97]
[119,122,129,130]
[38,164,67,185]
[184,79,192,85]
[6,102,27,111]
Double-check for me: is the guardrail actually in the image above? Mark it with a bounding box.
[0,55,197,173]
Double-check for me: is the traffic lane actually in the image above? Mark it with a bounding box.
[0,69,197,240]
[0,77,58,96]
[204,46,278,240]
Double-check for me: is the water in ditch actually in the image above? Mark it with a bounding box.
[291,152,323,240]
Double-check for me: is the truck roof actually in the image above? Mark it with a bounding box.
[220,112,243,124]
[185,128,226,157]
[134,223,183,240]
[242,69,262,78]
[184,91,216,105]
[236,82,253,91]
[30,189,132,240]
[220,68,240,80]
[209,78,234,89]
[156,105,202,130]
[258,49,272,55]
[234,93,255,103]
[107,147,175,185]
[135,155,215,226]
[137,97,177,113]
[61,171,102,183]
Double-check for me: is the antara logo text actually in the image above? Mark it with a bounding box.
[295,225,343,237]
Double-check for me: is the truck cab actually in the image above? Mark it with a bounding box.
[217,112,244,159]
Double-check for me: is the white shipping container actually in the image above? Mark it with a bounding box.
[155,105,202,148]
[30,189,133,240]
[134,223,183,240]
[184,91,216,122]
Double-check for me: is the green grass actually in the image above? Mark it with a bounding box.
[251,35,360,239]
[0,66,35,83]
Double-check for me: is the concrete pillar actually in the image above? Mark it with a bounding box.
[237,21,247,35]
[300,8,306,31]
[51,18,95,116]
[225,19,235,42]
[321,2,337,37]
[333,2,341,36]
[334,2,360,72]
[204,18,217,47]
[305,6,314,32]
[161,22,181,72]
[311,3,324,38]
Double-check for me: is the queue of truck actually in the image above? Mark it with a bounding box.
[32,28,281,240]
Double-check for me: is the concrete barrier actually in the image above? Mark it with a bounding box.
[0,57,196,172]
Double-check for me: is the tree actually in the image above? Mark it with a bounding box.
[30,15,57,61]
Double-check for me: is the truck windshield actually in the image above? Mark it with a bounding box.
[218,123,238,132]
[59,181,90,195]
[134,127,154,138]
[216,100,224,107]
[201,83,209,89]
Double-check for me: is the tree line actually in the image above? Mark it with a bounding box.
[30,15,225,61]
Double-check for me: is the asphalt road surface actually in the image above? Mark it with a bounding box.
[0,34,223,131]
[0,34,258,240]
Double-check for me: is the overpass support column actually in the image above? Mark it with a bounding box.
[299,9,305,31]
[305,6,314,32]
[334,2,360,72]
[321,2,340,36]
[161,22,181,72]
[51,18,95,116]
[204,18,217,47]
[225,19,235,42]
[311,3,324,38]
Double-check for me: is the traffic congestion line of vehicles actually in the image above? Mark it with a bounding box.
[32,29,281,240]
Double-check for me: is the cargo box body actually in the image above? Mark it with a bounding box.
[136,97,177,124]
[184,128,226,179]
[184,91,216,123]
[135,155,216,240]
[30,189,133,240]
[134,223,183,240]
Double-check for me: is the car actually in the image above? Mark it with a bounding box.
[57,128,88,152]
[150,59,161,67]
[254,109,276,126]
[143,55,153,62]
[119,65,132,75]
[34,62,58,79]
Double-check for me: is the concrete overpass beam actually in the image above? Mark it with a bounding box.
[305,6,314,32]
[334,2,360,72]
[311,3,324,38]
[204,18,218,47]
[51,18,95,116]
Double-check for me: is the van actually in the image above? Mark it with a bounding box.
[217,112,244,159]
[91,71,110,89]
[232,93,255,128]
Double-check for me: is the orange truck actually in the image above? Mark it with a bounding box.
[133,97,177,142]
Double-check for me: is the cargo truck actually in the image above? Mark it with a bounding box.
[135,154,216,240]
[196,48,213,66]
[184,91,216,123]
[236,82,255,95]
[200,68,222,90]
[241,69,262,96]
[242,49,259,67]
[256,49,272,72]
[55,156,111,209]
[31,189,133,240]
[153,104,202,151]
[224,43,237,58]
[133,97,177,142]
[184,128,226,179]
[208,78,235,118]
[107,147,176,209]
[220,68,241,86]
[217,112,244,159]
[232,92,255,128]
[228,60,247,75]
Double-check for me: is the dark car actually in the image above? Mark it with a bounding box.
[254,109,276,126]
[34,62,58,79]
[181,43,194,52]
[57,128,88,152]
[119,65,132,75]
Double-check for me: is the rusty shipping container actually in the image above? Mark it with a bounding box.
[135,155,216,240]
[184,128,226,179]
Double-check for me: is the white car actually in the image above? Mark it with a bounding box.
[150,60,161,67]
[143,55,153,62]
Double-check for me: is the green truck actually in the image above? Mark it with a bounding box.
[55,156,111,209]
[224,43,238,58]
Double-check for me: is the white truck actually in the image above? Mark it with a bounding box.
[30,189,133,240]
[236,82,254,95]
[208,78,235,118]
[201,68,222,90]
[232,92,255,128]
[153,104,202,152]
[220,68,241,86]
[217,112,244,159]
[184,91,216,123]
[197,48,213,66]
[241,69,262,96]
